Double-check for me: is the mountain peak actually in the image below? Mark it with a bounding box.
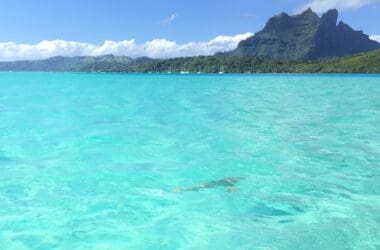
[229,9,380,60]
[302,8,313,14]
[321,9,338,26]
[298,8,319,18]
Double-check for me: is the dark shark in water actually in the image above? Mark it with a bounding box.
[174,177,245,193]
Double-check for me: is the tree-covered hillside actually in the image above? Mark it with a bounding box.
[0,50,379,73]
[125,49,380,73]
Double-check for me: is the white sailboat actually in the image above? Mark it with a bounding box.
[180,65,189,74]
[218,65,225,74]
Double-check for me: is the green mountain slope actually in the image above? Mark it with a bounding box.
[228,9,380,60]
[311,49,380,73]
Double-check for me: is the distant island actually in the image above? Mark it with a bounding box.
[0,9,379,73]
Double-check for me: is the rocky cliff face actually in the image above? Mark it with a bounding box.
[229,9,380,60]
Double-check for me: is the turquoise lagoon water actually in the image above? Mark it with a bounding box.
[0,73,379,249]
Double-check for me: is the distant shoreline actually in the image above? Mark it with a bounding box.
[0,49,379,73]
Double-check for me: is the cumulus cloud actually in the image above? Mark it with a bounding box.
[297,0,375,13]
[161,13,179,26]
[0,32,253,61]
[0,40,96,61]
[370,35,380,43]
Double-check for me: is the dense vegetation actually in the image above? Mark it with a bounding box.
[0,49,379,73]
[311,49,380,73]
[112,49,380,73]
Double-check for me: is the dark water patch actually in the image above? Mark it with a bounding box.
[0,156,15,163]
[257,194,310,215]
[249,198,309,219]
[174,177,245,193]
[0,149,15,163]
[252,203,291,217]
[0,156,11,161]
[291,205,304,213]
[279,219,294,224]
[337,192,352,200]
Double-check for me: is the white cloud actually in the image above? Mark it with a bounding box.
[0,32,253,61]
[161,13,179,26]
[370,35,380,43]
[297,0,375,13]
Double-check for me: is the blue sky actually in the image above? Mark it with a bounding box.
[0,0,379,60]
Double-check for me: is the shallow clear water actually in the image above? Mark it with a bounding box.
[0,73,379,249]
